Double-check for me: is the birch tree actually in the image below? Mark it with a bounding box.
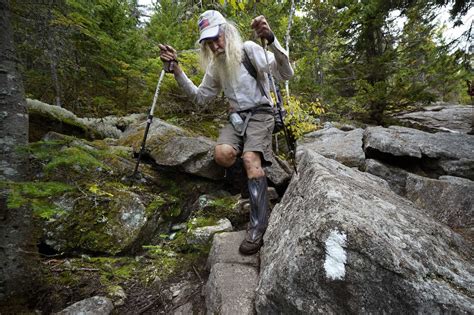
[284,0,295,104]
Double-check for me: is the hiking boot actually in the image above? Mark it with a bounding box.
[239,227,264,255]
[239,176,269,255]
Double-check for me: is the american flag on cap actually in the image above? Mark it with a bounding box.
[199,19,210,31]
[198,10,226,43]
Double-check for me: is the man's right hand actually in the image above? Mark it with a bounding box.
[251,16,274,44]
[159,44,179,73]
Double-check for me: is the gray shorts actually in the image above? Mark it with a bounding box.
[217,112,274,166]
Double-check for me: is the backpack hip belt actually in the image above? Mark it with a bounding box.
[233,104,273,136]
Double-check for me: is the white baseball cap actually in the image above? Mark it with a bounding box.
[198,10,226,43]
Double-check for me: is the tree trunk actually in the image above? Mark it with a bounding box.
[48,47,62,107]
[0,0,39,309]
[364,18,387,124]
[47,8,62,107]
[125,76,129,112]
[284,0,295,103]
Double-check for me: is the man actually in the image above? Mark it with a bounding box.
[468,80,474,135]
[159,10,293,254]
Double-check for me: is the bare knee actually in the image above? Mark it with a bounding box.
[214,144,237,168]
[242,152,265,178]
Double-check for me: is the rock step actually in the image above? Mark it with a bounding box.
[205,231,260,314]
[205,263,258,315]
[207,231,259,268]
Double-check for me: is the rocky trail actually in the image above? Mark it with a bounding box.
[21,100,474,314]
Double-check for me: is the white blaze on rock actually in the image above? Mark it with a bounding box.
[324,229,347,280]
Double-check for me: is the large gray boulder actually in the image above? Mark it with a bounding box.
[266,155,293,187]
[405,174,474,230]
[301,127,365,168]
[394,104,474,134]
[363,126,474,180]
[26,133,167,255]
[363,159,409,195]
[364,159,473,234]
[256,147,473,314]
[80,113,145,138]
[119,119,224,180]
[120,119,292,184]
[149,135,224,180]
[120,115,189,140]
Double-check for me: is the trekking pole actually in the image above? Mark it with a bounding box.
[132,69,166,178]
[261,38,298,174]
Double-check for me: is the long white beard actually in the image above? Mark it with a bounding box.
[214,52,240,84]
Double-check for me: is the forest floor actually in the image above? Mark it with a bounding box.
[33,253,209,314]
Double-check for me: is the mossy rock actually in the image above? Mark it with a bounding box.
[147,135,223,180]
[189,194,244,226]
[27,99,103,142]
[20,130,234,260]
[117,118,225,180]
[43,185,165,255]
[117,117,191,150]
[163,115,224,140]
[4,181,75,221]
[26,135,136,184]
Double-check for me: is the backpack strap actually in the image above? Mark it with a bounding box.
[242,47,257,79]
[239,47,281,136]
[242,47,268,99]
[242,47,285,107]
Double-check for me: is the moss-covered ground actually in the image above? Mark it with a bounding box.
[4,133,233,313]
[38,244,209,313]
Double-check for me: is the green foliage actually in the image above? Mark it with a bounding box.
[385,6,465,112]
[13,0,152,116]
[146,0,198,51]
[5,181,74,220]
[145,195,167,216]
[140,244,205,281]
[24,139,120,184]
[142,244,175,257]
[154,51,207,116]
[284,96,324,139]
[44,147,108,174]
[12,0,472,125]
[292,0,471,123]
[88,183,114,197]
[24,140,71,159]
[164,116,222,139]
[45,254,203,295]
[175,194,242,232]
[208,197,236,211]
[187,217,219,230]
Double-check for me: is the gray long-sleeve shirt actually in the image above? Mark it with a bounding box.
[175,37,294,112]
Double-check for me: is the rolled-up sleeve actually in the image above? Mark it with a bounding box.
[175,69,221,106]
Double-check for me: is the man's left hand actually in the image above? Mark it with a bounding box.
[251,15,275,44]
